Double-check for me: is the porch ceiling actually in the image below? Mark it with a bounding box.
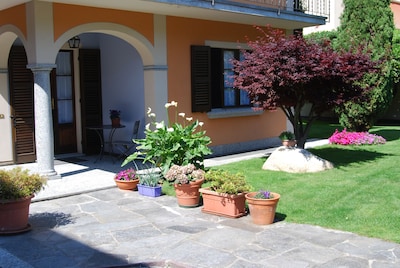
[1,0,325,30]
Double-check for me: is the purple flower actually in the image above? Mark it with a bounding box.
[114,168,137,181]
[254,190,274,199]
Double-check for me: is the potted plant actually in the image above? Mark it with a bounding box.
[199,169,252,218]
[114,168,139,190]
[164,164,205,207]
[137,170,163,197]
[121,101,212,175]
[0,167,47,234]
[109,109,121,127]
[245,190,280,225]
[279,131,296,147]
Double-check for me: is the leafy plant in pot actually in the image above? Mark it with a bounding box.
[199,169,252,218]
[114,168,139,190]
[137,170,163,197]
[245,190,280,225]
[279,131,296,147]
[109,109,121,127]
[165,164,205,207]
[0,167,47,234]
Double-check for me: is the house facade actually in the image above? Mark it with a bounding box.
[0,0,327,178]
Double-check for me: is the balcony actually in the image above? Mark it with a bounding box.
[230,0,330,18]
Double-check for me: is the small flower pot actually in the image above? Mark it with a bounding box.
[245,192,280,225]
[282,140,296,147]
[115,179,139,190]
[137,184,162,197]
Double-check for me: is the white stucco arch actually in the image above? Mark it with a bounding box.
[54,22,155,66]
[0,25,27,67]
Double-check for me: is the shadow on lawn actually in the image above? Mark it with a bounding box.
[307,146,390,168]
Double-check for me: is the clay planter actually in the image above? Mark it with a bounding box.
[137,184,162,197]
[0,196,33,234]
[199,188,247,218]
[115,179,139,190]
[174,178,204,207]
[245,192,280,225]
[111,117,121,127]
[282,140,296,147]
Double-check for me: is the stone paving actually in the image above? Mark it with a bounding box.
[1,188,399,268]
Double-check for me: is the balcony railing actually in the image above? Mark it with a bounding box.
[230,0,330,19]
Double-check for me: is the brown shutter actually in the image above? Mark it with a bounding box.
[8,46,36,163]
[79,49,103,154]
[191,45,211,112]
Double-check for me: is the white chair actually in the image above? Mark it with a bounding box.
[111,120,140,159]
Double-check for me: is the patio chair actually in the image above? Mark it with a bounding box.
[111,120,140,159]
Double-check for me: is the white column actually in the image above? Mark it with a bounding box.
[28,63,60,179]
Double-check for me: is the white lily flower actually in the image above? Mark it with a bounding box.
[165,102,171,108]
[145,123,150,130]
[178,112,185,118]
[170,101,178,107]
[155,122,165,129]
[147,107,152,114]
[148,113,156,118]
[186,117,193,122]
[167,127,174,132]
[199,122,204,127]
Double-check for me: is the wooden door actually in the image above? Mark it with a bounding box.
[51,50,77,154]
[79,49,103,154]
[8,46,36,163]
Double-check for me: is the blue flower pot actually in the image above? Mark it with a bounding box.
[137,184,162,197]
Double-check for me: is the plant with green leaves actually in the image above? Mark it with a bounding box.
[0,167,47,200]
[205,169,252,194]
[122,101,212,174]
[279,131,295,141]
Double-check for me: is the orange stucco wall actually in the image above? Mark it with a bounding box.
[0,4,26,38]
[53,3,154,44]
[166,16,285,146]
[391,3,400,29]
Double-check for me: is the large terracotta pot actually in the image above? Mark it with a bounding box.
[199,188,247,218]
[0,196,33,234]
[115,179,139,190]
[245,192,280,225]
[174,178,204,207]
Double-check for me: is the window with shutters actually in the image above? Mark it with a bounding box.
[191,45,253,116]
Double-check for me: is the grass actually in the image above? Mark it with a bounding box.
[217,122,400,243]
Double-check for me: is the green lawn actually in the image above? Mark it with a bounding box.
[218,123,400,244]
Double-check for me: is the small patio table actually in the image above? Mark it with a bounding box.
[86,124,125,162]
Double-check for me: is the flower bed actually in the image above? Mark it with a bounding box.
[328,129,386,145]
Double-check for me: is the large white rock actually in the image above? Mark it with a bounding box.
[262,146,334,173]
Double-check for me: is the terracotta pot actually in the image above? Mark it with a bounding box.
[115,179,139,190]
[245,192,280,225]
[111,117,121,127]
[199,188,247,218]
[282,140,296,147]
[0,196,33,234]
[174,178,204,207]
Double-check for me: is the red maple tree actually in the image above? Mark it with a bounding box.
[233,27,379,148]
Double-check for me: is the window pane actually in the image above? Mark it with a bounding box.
[57,77,72,99]
[56,52,71,75]
[224,51,234,69]
[224,88,235,106]
[58,100,73,123]
[240,90,250,105]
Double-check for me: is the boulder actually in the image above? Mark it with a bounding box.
[262,146,334,173]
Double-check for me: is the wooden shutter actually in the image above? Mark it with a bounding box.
[191,45,211,112]
[79,49,103,154]
[8,46,36,163]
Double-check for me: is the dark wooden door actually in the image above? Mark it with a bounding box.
[51,50,77,154]
[79,49,103,154]
[8,46,36,163]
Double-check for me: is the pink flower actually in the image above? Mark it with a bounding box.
[328,129,386,146]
